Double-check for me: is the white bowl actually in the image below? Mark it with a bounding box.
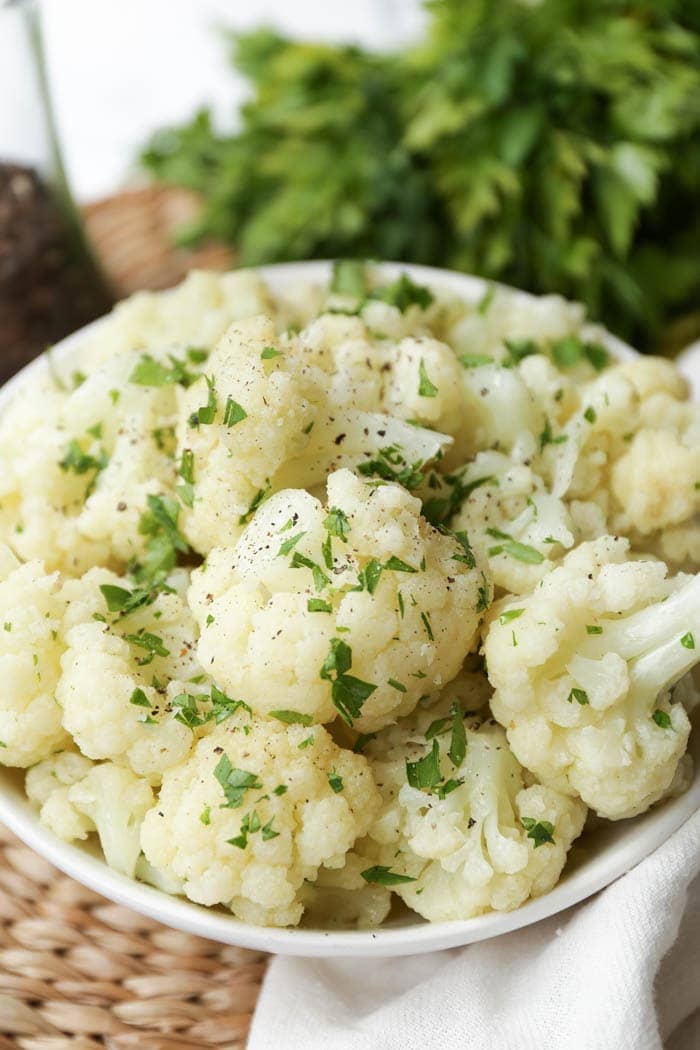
[0,261,697,958]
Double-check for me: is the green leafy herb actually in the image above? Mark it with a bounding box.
[652,709,673,729]
[261,346,282,360]
[681,631,695,650]
[129,688,152,708]
[323,507,350,541]
[504,338,538,365]
[200,806,211,825]
[567,687,590,706]
[486,528,544,565]
[418,358,438,398]
[189,376,217,427]
[448,702,466,768]
[357,445,425,491]
[499,608,524,625]
[521,817,555,848]
[357,558,384,595]
[387,678,407,693]
[290,551,330,591]
[425,716,451,740]
[262,817,280,840]
[327,771,344,793]
[361,865,416,886]
[583,405,597,424]
[307,597,332,613]
[353,732,376,753]
[123,630,170,665]
[223,397,247,426]
[238,480,271,525]
[278,531,306,557]
[177,448,196,508]
[214,754,262,808]
[99,583,156,616]
[372,273,433,312]
[320,638,377,726]
[273,784,288,796]
[384,556,417,574]
[586,624,603,635]
[270,709,313,726]
[406,738,441,790]
[134,494,191,585]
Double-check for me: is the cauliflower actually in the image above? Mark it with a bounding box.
[26,754,154,877]
[57,568,202,779]
[365,693,586,922]
[0,559,68,766]
[175,314,455,554]
[140,717,381,927]
[299,850,392,930]
[483,536,698,818]
[190,469,490,732]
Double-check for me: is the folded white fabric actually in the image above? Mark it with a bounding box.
[249,809,700,1050]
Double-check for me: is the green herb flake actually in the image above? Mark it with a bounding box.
[323,507,350,541]
[290,551,330,591]
[384,555,417,574]
[499,608,524,625]
[278,531,306,557]
[353,732,376,753]
[298,735,314,749]
[425,716,451,740]
[320,638,377,726]
[486,528,544,565]
[387,678,407,693]
[261,346,282,360]
[459,353,493,368]
[262,818,280,840]
[406,738,441,790]
[681,632,695,650]
[448,702,466,768]
[223,397,247,427]
[273,784,288,796]
[420,611,434,641]
[652,709,673,729]
[418,358,438,398]
[583,405,597,424]
[361,865,416,886]
[307,598,332,613]
[521,817,555,848]
[129,688,152,709]
[239,480,271,525]
[568,687,590,705]
[270,709,313,726]
[586,624,603,635]
[214,754,262,808]
[328,771,344,793]
[199,806,211,826]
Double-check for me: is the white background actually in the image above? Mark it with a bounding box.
[34,0,423,202]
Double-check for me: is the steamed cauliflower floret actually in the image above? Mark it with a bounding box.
[56,568,201,779]
[0,560,69,766]
[26,754,154,877]
[611,429,700,536]
[366,695,586,921]
[26,751,95,841]
[483,536,698,819]
[140,718,381,927]
[190,469,490,732]
[299,850,392,929]
[0,348,182,575]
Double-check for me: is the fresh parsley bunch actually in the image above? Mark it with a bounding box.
[140,3,700,347]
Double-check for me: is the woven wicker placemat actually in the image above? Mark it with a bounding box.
[0,187,265,1047]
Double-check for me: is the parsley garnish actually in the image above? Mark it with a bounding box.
[129,688,151,708]
[387,678,407,692]
[384,556,417,574]
[361,865,416,886]
[486,528,544,565]
[418,358,438,398]
[278,531,306,557]
[122,630,170,665]
[652,709,672,729]
[586,624,603,635]
[448,703,466,767]
[459,352,493,368]
[357,445,425,491]
[199,806,211,825]
[357,558,384,594]
[307,598,332,613]
[270,709,313,726]
[290,551,330,591]
[239,480,271,525]
[521,817,555,847]
[583,405,597,424]
[420,611,434,640]
[223,397,247,427]
[568,687,590,705]
[99,583,156,616]
[320,638,377,726]
[189,375,217,427]
[406,738,441,790]
[327,771,344,793]
[214,754,262,808]
[323,507,350,541]
[134,494,191,585]
[499,608,524,625]
[681,631,695,650]
[177,449,195,508]
[261,346,282,360]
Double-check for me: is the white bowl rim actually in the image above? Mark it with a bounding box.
[0,259,696,958]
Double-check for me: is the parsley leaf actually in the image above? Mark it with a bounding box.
[418,358,438,397]
[214,754,262,808]
[361,865,416,886]
[521,817,555,848]
[320,638,377,726]
[406,738,442,790]
[270,709,313,726]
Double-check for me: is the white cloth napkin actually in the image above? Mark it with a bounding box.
[249,810,700,1050]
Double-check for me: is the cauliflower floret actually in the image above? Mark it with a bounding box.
[26,750,95,841]
[299,850,392,930]
[611,429,700,536]
[483,536,698,818]
[189,469,490,732]
[57,568,202,779]
[69,763,154,877]
[0,560,68,766]
[26,754,154,877]
[140,718,381,927]
[366,695,586,922]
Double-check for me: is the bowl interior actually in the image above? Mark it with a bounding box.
[0,260,696,957]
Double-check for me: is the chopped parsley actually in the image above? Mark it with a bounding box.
[406,738,441,790]
[357,558,384,594]
[357,444,425,491]
[272,784,288,796]
[652,709,672,729]
[352,732,376,753]
[239,481,271,525]
[567,687,590,706]
[177,449,195,508]
[129,351,202,388]
[448,703,466,768]
[214,754,262,809]
[129,688,151,708]
[418,358,438,398]
[361,865,416,886]
[586,624,603,635]
[199,806,211,826]
[278,531,306,557]
[499,608,524,625]
[171,692,211,728]
[290,551,330,591]
[189,376,217,427]
[387,678,407,693]
[323,507,350,541]
[123,630,170,665]
[550,336,608,372]
[521,817,555,848]
[583,405,597,424]
[134,494,191,585]
[307,598,332,613]
[59,439,108,479]
[681,631,695,650]
[223,397,247,427]
[384,556,417,574]
[486,528,544,565]
[504,338,538,365]
[327,771,344,793]
[320,638,377,726]
[261,346,282,360]
[539,418,568,450]
[425,716,451,740]
[99,583,156,616]
[420,611,434,641]
[270,709,313,726]
[372,273,434,312]
[458,352,493,368]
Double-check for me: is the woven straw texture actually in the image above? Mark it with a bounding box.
[0,187,264,1047]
